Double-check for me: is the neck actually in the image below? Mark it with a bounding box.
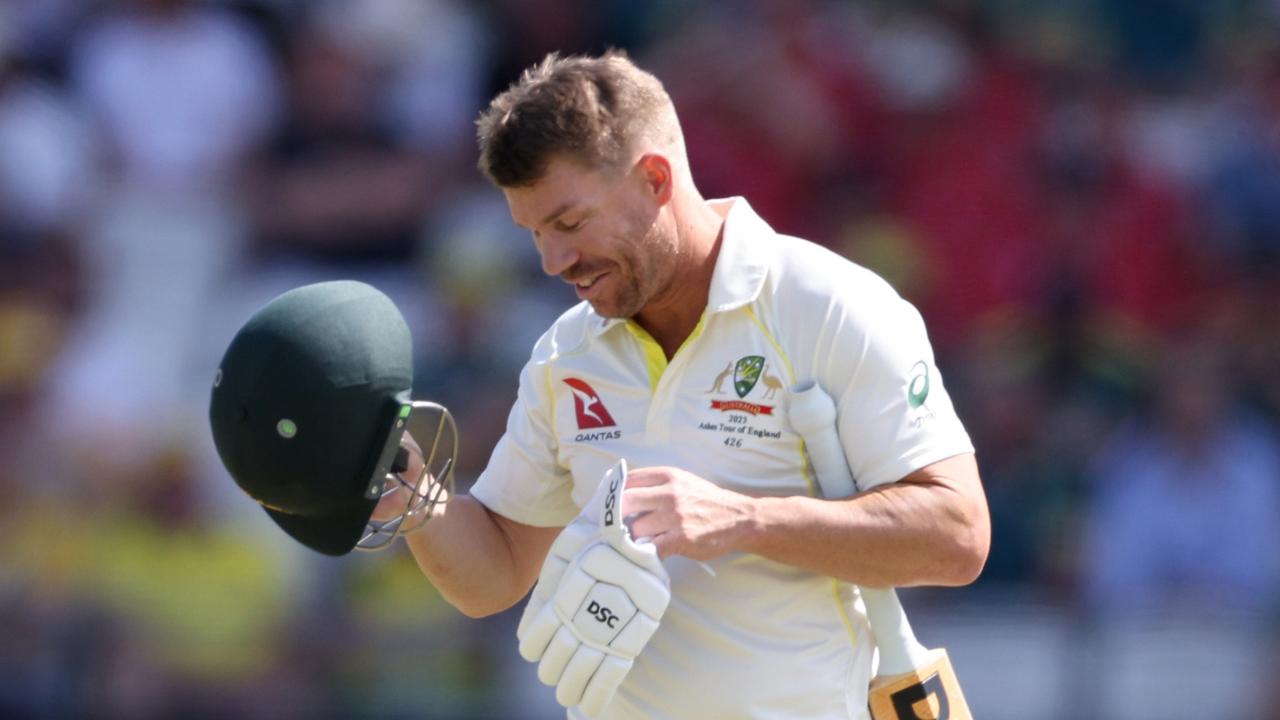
[634,194,725,359]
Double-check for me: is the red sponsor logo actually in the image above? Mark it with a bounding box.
[710,400,774,416]
[564,378,617,429]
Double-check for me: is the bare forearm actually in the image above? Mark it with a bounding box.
[735,455,990,587]
[402,494,556,617]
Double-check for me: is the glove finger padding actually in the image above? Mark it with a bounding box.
[580,654,632,716]
[556,644,605,708]
[537,625,580,685]
[536,540,668,711]
[517,520,595,647]
[515,459,671,715]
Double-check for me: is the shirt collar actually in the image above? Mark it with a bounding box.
[590,197,773,337]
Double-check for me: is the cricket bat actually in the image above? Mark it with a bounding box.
[788,381,971,720]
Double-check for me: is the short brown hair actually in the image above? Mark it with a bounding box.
[476,50,678,188]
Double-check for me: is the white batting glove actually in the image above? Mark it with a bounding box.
[516,459,670,716]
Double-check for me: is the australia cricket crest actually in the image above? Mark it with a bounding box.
[733,355,765,398]
[705,354,778,416]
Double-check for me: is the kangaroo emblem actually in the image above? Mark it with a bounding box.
[707,361,733,394]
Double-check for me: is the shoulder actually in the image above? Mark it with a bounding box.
[761,233,916,338]
[774,234,901,299]
[526,301,598,366]
[752,234,941,405]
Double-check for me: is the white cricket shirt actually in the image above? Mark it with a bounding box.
[472,198,974,719]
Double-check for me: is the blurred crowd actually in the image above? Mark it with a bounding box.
[1,0,1279,718]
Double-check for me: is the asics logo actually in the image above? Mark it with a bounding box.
[907,361,930,409]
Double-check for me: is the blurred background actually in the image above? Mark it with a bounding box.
[1,0,1279,718]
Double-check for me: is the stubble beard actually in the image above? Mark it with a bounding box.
[593,223,675,320]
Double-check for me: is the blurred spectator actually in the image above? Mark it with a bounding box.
[0,53,92,244]
[647,1,869,239]
[1200,46,1280,273]
[1099,0,1211,91]
[246,18,427,266]
[484,0,607,96]
[1081,329,1280,620]
[948,312,1094,590]
[70,0,278,189]
[1036,78,1216,337]
[0,444,318,719]
[0,0,83,76]
[1217,279,1280,424]
[872,4,1047,348]
[304,0,490,159]
[38,0,280,478]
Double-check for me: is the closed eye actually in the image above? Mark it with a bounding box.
[554,218,586,233]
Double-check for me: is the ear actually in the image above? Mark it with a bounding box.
[636,154,673,206]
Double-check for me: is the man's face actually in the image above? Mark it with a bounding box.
[504,156,675,319]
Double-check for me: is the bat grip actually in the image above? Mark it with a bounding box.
[787,382,932,675]
[860,587,930,675]
[788,381,855,498]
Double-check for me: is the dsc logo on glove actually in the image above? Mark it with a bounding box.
[602,472,622,528]
[588,600,620,628]
[572,582,638,645]
[516,460,671,715]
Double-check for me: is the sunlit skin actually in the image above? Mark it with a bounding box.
[503,153,724,357]
[371,431,446,533]
[509,158,668,319]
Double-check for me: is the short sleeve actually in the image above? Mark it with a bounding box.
[469,351,579,527]
[822,290,974,492]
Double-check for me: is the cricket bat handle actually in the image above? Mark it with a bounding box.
[788,382,930,673]
[788,381,970,719]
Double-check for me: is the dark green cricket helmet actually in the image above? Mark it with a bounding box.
[208,280,454,555]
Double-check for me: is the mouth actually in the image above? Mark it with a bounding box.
[571,271,609,301]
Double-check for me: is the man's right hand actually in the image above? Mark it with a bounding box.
[515,460,671,715]
[371,432,447,531]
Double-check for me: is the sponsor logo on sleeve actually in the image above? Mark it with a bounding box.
[564,378,617,428]
[907,361,930,409]
[906,360,937,428]
[563,378,622,442]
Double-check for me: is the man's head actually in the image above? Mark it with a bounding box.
[476,51,697,320]
[476,50,682,188]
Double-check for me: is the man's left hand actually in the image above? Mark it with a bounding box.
[622,467,756,561]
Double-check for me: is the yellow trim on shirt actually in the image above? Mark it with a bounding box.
[745,305,796,384]
[625,313,709,392]
[624,322,666,391]
[744,305,820,499]
[543,362,557,439]
[831,580,860,649]
[749,307,857,650]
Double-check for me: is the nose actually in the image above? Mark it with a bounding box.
[538,234,579,277]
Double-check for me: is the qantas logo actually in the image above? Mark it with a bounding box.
[563,378,617,430]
